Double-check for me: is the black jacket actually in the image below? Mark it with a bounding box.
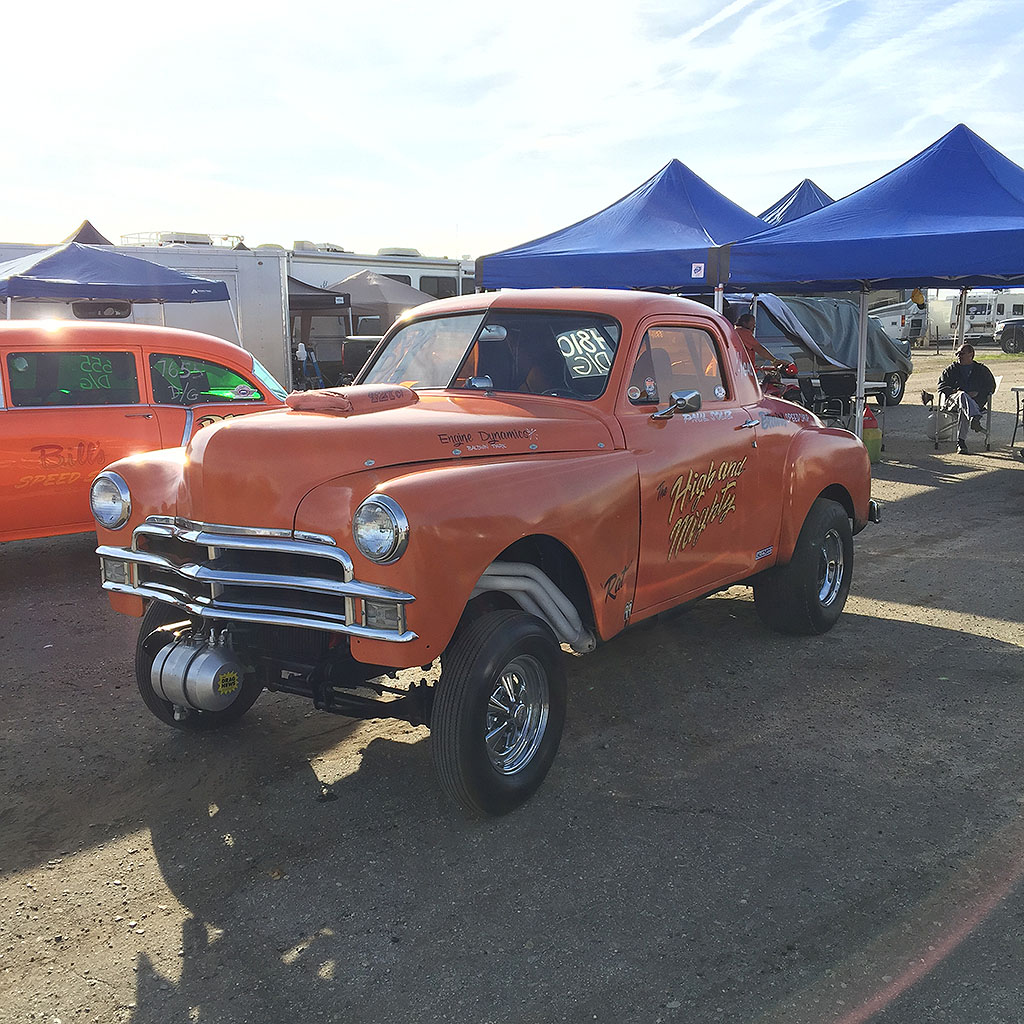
[937,360,997,406]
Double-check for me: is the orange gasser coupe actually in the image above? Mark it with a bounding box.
[1,320,286,542]
[92,289,879,816]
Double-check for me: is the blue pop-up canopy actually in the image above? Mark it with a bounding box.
[758,179,834,226]
[0,242,230,302]
[726,124,1024,292]
[476,159,765,290]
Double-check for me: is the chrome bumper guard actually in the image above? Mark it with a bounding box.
[868,499,882,524]
[98,517,417,643]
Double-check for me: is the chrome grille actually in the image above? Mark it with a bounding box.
[98,517,416,642]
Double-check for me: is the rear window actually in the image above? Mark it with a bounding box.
[6,351,140,407]
[149,354,264,406]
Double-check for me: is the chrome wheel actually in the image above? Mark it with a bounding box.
[817,528,845,606]
[486,654,549,775]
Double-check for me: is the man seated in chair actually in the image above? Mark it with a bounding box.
[936,343,997,454]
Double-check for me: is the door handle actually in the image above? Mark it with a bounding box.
[125,412,154,419]
[739,419,758,429]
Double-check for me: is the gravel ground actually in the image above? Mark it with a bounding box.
[2,349,1023,1024]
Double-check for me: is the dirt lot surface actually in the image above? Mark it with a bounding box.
[2,350,1024,1024]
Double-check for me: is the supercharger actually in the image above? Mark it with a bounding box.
[150,627,248,714]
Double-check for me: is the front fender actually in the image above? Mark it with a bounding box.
[295,451,640,667]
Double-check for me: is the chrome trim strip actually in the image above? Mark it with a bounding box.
[101,582,418,642]
[143,517,338,547]
[143,516,297,540]
[180,407,194,447]
[294,530,337,546]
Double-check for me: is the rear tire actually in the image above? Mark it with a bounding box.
[753,498,853,635]
[432,610,566,816]
[135,602,262,730]
[879,372,906,405]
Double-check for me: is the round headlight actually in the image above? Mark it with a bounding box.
[90,472,132,529]
[352,495,408,564]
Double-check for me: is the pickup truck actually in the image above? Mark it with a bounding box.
[91,289,879,816]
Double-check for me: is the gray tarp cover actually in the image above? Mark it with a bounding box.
[735,294,912,375]
[782,295,913,376]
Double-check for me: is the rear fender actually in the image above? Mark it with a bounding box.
[775,430,870,564]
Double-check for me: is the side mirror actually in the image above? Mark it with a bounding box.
[479,324,508,342]
[466,375,494,390]
[651,389,702,420]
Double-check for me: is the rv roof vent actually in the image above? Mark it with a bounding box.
[317,242,349,253]
[377,247,422,258]
[256,243,286,250]
[159,231,213,246]
[293,240,319,250]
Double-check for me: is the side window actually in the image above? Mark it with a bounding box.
[381,274,412,286]
[6,351,139,407]
[996,303,1005,315]
[149,354,263,406]
[627,327,728,406]
[1013,304,1023,316]
[420,276,458,299]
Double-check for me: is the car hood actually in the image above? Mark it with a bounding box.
[177,385,617,529]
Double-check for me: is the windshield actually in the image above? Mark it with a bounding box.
[250,355,289,401]
[361,309,622,400]
[361,314,485,388]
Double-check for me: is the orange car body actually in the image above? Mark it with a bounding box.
[0,321,286,542]
[95,289,873,668]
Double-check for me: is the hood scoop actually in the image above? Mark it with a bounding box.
[285,384,419,416]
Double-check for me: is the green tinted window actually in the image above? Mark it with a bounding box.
[6,351,140,407]
[149,354,263,406]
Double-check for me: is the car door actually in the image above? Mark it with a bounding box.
[0,346,161,540]
[617,322,768,616]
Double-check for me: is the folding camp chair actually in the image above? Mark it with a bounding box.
[922,375,1001,451]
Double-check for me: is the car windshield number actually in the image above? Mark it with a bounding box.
[556,328,614,379]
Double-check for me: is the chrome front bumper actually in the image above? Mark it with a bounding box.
[98,517,417,643]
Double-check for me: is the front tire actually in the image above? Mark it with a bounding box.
[1001,329,1022,354]
[879,372,906,405]
[135,602,262,730]
[432,610,566,816]
[753,498,853,635]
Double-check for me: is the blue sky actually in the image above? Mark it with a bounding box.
[4,0,1022,258]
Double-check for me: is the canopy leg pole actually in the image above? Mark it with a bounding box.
[855,287,869,440]
[5,297,10,320]
[160,302,166,327]
[713,284,724,314]
[226,296,241,344]
[956,286,968,351]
